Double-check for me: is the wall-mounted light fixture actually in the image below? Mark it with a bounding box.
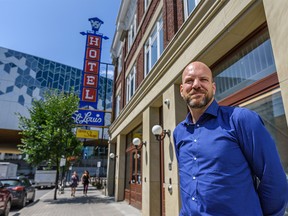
[109,153,118,159]
[168,178,173,194]
[164,99,170,108]
[152,125,171,141]
[132,138,146,150]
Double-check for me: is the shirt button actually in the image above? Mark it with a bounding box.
[194,139,197,142]
[196,124,200,127]
[192,197,196,201]
[192,176,196,180]
[193,157,197,160]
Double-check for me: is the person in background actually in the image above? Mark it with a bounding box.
[70,171,79,197]
[173,61,288,215]
[81,170,90,196]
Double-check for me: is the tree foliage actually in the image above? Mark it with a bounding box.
[17,90,82,199]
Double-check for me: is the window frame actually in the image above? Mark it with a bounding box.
[144,0,151,11]
[115,92,121,118]
[126,65,136,104]
[117,52,122,75]
[128,13,137,50]
[212,26,276,105]
[144,15,163,76]
[183,0,201,20]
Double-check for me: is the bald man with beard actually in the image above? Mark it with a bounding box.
[173,61,288,216]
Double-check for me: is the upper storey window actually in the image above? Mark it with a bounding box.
[144,15,163,76]
[117,52,123,75]
[183,0,201,20]
[126,64,136,104]
[144,0,151,11]
[128,12,137,50]
[115,92,121,118]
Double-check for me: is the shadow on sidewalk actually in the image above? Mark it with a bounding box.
[41,187,115,206]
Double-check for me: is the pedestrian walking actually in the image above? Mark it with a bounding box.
[70,171,79,197]
[81,170,90,196]
[173,61,288,215]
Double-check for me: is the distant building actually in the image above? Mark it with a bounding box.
[0,46,113,178]
[108,1,288,215]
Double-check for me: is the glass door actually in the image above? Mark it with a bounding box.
[124,124,143,210]
[129,149,142,209]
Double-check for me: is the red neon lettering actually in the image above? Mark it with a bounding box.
[86,48,100,61]
[84,60,99,74]
[87,35,101,48]
[82,88,97,102]
[84,74,98,88]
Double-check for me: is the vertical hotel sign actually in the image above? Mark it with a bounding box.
[79,17,104,109]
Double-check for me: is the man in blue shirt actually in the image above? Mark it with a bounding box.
[173,61,288,215]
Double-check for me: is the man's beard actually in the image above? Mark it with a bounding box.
[185,94,212,109]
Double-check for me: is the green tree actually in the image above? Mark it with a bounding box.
[17,90,82,200]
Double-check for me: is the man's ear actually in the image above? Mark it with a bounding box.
[180,85,183,97]
[212,82,216,95]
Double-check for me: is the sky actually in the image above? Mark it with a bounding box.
[0,0,121,70]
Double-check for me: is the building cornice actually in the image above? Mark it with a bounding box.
[111,0,137,59]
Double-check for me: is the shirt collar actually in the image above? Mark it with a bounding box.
[183,99,219,125]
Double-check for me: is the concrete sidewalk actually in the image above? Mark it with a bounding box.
[12,186,142,216]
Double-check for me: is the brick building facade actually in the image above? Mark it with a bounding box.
[108,1,288,215]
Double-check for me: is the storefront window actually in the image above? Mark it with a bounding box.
[132,152,136,184]
[240,90,288,176]
[131,152,142,184]
[136,152,141,184]
[212,27,288,180]
[213,30,275,101]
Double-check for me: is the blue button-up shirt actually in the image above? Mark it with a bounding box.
[173,100,288,216]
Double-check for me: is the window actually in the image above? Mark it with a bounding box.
[183,0,201,19]
[98,146,107,155]
[126,65,136,103]
[213,30,275,101]
[213,28,288,203]
[128,13,137,50]
[144,16,164,76]
[115,92,121,118]
[117,52,122,75]
[240,90,288,177]
[144,0,151,11]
